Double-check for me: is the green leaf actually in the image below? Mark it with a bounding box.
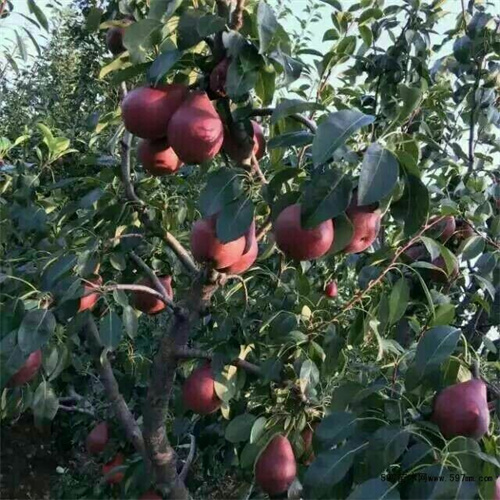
[85,7,102,32]
[257,2,279,54]
[268,131,313,149]
[359,25,372,46]
[392,174,429,237]
[347,479,400,499]
[225,413,257,443]
[148,0,182,20]
[250,416,267,444]
[431,303,455,326]
[33,381,59,421]
[365,425,410,476]
[270,50,303,85]
[123,19,163,59]
[388,278,409,325]
[18,310,56,354]
[15,31,28,61]
[147,49,181,85]
[178,11,225,50]
[299,359,320,395]
[397,84,423,124]
[226,58,258,99]
[358,144,399,206]
[123,306,138,338]
[453,36,472,63]
[301,169,353,229]
[330,214,354,254]
[216,197,254,244]
[23,28,41,56]
[199,168,241,217]
[312,110,374,167]
[413,326,460,380]
[99,312,123,350]
[358,7,383,25]
[271,99,322,124]
[401,443,433,471]
[304,440,368,496]
[315,411,358,448]
[459,236,484,261]
[419,236,440,261]
[28,0,49,31]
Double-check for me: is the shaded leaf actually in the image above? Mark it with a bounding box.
[347,479,400,499]
[99,312,123,350]
[388,278,409,325]
[18,310,56,354]
[216,197,254,244]
[147,49,181,85]
[33,381,58,421]
[365,425,410,476]
[199,168,241,217]
[225,413,257,443]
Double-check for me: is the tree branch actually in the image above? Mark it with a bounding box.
[248,108,318,133]
[82,317,147,462]
[129,251,176,309]
[58,404,95,417]
[175,346,263,377]
[98,284,171,306]
[229,0,245,31]
[256,217,272,242]
[251,153,268,184]
[142,270,222,498]
[179,434,196,482]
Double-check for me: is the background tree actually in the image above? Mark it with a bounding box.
[1,0,499,499]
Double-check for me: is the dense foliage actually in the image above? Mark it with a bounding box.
[1,0,499,499]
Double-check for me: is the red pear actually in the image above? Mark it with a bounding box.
[182,364,221,415]
[403,244,427,262]
[190,216,246,269]
[324,281,338,298]
[121,84,188,139]
[140,491,162,500]
[344,203,381,254]
[494,477,500,500]
[255,435,297,496]
[209,58,230,98]
[221,221,258,274]
[223,121,266,163]
[7,350,42,387]
[132,275,173,315]
[430,256,459,282]
[106,27,125,55]
[138,138,183,176]
[273,204,334,261]
[102,453,125,485]
[431,379,490,439]
[79,277,102,312]
[429,216,456,242]
[454,219,475,241]
[86,421,109,455]
[167,91,224,164]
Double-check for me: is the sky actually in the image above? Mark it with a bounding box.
[0,0,464,69]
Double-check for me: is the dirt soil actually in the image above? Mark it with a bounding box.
[1,416,59,500]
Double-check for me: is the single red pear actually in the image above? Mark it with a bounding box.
[223,121,266,162]
[79,277,103,313]
[190,216,246,269]
[102,453,125,484]
[106,27,125,55]
[138,138,183,176]
[182,364,221,415]
[167,91,224,164]
[273,204,334,261]
[403,244,427,262]
[86,421,109,455]
[344,203,381,254]
[494,477,500,500]
[221,221,258,274]
[121,84,188,139]
[428,216,456,242]
[454,219,475,241]
[132,275,173,315]
[7,350,42,387]
[430,256,459,282]
[431,379,490,439]
[324,281,338,298]
[255,435,297,496]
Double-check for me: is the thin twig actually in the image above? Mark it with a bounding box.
[58,404,95,417]
[251,154,268,184]
[229,0,245,31]
[256,218,272,242]
[99,284,171,306]
[82,317,148,463]
[179,434,196,482]
[129,251,175,307]
[328,216,447,323]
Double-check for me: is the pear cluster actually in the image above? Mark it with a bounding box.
[273,195,382,262]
